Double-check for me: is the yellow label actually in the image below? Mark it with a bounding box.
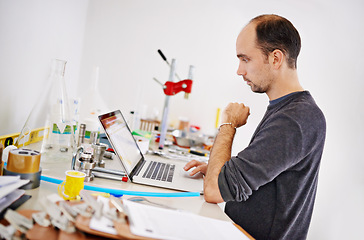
[0,127,49,148]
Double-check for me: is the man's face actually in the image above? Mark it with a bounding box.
[236,23,273,94]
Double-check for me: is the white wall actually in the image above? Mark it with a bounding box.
[80,3,364,239]
[1,0,364,239]
[0,0,89,135]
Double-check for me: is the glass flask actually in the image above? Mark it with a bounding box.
[15,59,76,162]
[77,66,109,144]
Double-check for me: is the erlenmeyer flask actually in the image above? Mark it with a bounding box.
[16,59,76,162]
[78,66,109,143]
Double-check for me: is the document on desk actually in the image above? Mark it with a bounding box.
[0,176,29,215]
[0,176,29,199]
[123,200,250,240]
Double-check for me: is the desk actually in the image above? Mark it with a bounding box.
[9,153,254,239]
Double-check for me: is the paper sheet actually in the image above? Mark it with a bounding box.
[0,189,25,213]
[0,177,29,199]
[123,199,250,240]
[0,176,21,187]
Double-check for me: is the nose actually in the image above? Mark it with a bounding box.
[237,61,247,76]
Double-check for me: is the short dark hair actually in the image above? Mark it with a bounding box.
[250,14,301,69]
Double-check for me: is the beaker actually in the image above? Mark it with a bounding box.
[15,59,76,162]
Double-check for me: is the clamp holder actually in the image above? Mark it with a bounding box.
[163,79,193,96]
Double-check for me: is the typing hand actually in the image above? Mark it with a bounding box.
[184,160,207,176]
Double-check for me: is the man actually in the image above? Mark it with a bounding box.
[184,14,326,240]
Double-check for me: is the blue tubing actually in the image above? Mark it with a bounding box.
[40,175,200,197]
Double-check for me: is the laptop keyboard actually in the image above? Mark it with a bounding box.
[142,161,175,182]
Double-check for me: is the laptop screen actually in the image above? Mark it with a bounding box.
[98,110,143,175]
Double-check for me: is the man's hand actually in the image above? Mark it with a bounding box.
[221,103,250,128]
[184,160,208,176]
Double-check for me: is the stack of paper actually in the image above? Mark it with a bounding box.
[0,176,29,215]
[123,199,251,240]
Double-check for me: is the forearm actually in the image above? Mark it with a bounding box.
[204,125,236,203]
[203,102,250,203]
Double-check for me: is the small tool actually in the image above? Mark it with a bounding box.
[41,199,75,232]
[188,149,208,157]
[109,196,126,214]
[80,191,104,220]
[32,211,51,227]
[4,209,33,233]
[0,223,15,240]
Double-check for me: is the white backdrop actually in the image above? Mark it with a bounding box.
[1,0,364,239]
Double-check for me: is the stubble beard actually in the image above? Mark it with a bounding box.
[245,77,267,94]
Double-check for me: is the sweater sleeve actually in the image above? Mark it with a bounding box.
[219,112,306,202]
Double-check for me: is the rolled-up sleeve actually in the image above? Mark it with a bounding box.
[218,163,252,202]
[218,166,234,202]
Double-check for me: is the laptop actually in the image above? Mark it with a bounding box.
[98,110,204,193]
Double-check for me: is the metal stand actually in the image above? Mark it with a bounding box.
[159,59,176,149]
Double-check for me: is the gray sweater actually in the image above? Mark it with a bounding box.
[218,91,326,240]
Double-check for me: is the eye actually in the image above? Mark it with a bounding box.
[239,56,249,63]
[237,54,250,63]
[241,57,249,63]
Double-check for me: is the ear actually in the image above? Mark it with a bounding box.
[270,49,285,69]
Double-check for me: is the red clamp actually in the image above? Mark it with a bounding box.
[163,79,193,96]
